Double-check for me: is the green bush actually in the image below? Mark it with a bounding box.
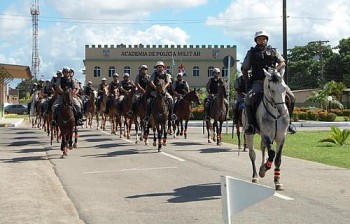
[318,112,337,121]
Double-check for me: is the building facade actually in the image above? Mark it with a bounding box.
[84,44,237,88]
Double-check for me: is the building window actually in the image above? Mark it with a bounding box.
[208,66,214,77]
[108,66,116,77]
[124,66,131,75]
[222,67,228,77]
[193,66,200,77]
[94,66,101,77]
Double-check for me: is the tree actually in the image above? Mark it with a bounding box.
[16,78,36,102]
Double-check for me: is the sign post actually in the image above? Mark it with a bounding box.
[223,56,235,133]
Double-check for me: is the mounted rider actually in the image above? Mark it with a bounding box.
[118,73,135,114]
[204,68,229,121]
[127,64,150,116]
[96,77,108,111]
[242,30,296,134]
[144,61,177,122]
[83,80,96,113]
[51,66,85,126]
[172,72,190,114]
[105,73,120,114]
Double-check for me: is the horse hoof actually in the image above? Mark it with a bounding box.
[217,142,221,146]
[259,170,266,178]
[208,139,211,143]
[252,178,259,183]
[73,143,77,148]
[275,183,284,191]
[153,142,157,147]
[158,148,162,152]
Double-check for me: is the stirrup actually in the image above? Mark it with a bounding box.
[144,116,149,122]
[76,119,84,126]
[288,124,296,134]
[245,124,255,134]
[171,114,177,121]
[204,115,210,121]
[127,110,133,116]
[51,120,56,126]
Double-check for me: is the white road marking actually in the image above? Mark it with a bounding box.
[83,166,178,174]
[161,152,186,162]
[274,192,294,201]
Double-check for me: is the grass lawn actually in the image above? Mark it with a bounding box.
[222,130,350,169]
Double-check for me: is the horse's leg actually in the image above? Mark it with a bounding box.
[246,134,258,182]
[73,125,78,148]
[180,120,184,136]
[259,138,274,178]
[274,140,285,191]
[96,112,100,130]
[162,122,167,147]
[217,121,223,145]
[213,120,217,142]
[157,124,162,152]
[236,124,241,149]
[153,125,157,147]
[184,120,188,139]
[206,121,211,143]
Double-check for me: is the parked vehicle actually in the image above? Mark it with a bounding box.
[4,104,28,115]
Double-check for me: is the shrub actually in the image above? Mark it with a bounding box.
[191,106,204,120]
[319,126,350,146]
[318,112,336,121]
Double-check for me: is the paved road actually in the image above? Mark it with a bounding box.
[1,120,350,224]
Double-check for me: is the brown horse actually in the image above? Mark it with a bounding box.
[119,86,137,139]
[128,93,147,144]
[57,88,77,157]
[174,89,201,139]
[206,82,227,145]
[107,89,120,135]
[84,90,96,129]
[96,87,108,131]
[148,79,169,152]
[232,99,246,151]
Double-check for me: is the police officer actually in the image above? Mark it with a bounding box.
[127,65,150,116]
[204,68,228,120]
[144,61,176,122]
[96,77,108,111]
[172,72,190,113]
[51,66,85,126]
[242,30,296,134]
[105,73,120,114]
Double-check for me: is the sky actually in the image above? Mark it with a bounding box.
[1,0,350,88]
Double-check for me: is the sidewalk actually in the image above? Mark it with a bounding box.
[0,118,25,127]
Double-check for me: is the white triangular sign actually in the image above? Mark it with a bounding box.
[221,175,274,224]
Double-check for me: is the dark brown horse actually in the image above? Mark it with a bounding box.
[174,89,201,139]
[232,99,246,151]
[132,93,148,144]
[206,82,227,145]
[119,86,136,139]
[147,79,169,152]
[57,88,77,157]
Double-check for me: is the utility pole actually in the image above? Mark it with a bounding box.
[30,0,40,80]
[282,0,288,84]
[310,40,330,86]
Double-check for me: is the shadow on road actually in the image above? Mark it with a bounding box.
[126,182,221,203]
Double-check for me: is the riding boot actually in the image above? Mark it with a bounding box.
[288,101,296,134]
[204,100,210,121]
[168,100,177,121]
[127,102,136,116]
[244,105,255,134]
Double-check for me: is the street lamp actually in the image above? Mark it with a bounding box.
[327,96,332,112]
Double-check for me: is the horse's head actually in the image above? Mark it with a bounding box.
[155,79,166,95]
[62,88,73,106]
[187,88,201,105]
[263,69,288,115]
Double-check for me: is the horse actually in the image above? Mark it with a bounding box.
[84,90,97,129]
[119,86,137,139]
[57,88,77,157]
[107,89,120,135]
[205,82,227,145]
[148,79,169,152]
[96,87,108,131]
[232,98,246,151]
[242,68,290,190]
[174,89,201,139]
[133,93,148,144]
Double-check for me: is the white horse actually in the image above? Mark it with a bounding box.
[243,68,290,190]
